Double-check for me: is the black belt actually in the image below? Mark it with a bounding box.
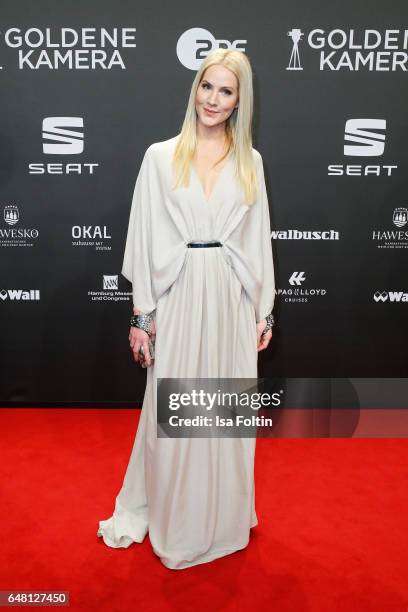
[187,241,223,248]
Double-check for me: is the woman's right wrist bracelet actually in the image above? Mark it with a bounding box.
[130,313,153,336]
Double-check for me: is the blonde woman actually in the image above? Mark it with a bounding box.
[98,48,276,569]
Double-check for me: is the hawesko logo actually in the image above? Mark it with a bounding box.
[42,117,84,154]
[373,291,408,302]
[344,119,386,156]
[4,205,19,225]
[176,28,246,70]
[289,272,306,285]
[0,289,40,300]
[1,205,39,247]
[372,207,408,249]
[393,207,408,228]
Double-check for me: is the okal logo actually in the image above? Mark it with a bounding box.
[176,28,246,70]
[373,291,408,302]
[72,225,112,251]
[4,205,19,225]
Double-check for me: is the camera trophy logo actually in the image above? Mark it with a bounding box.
[4,205,19,225]
[286,28,304,71]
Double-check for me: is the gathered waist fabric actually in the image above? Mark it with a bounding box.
[187,240,223,248]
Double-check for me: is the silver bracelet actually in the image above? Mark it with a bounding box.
[130,313,153,336]
[261,311,275,335]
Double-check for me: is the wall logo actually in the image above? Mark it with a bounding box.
[0,289,40,301]
[1,205,39,247]
[72,225,111,250]
[88,274,131,303]
[277,272,327,303]
[328,119,397,177]
[271,229,339,240]
[29,117,99,175]
[176,28,246,70]
[372,207,408,249]
[1,27,136,70]
[286,28,408,71]
[373,291,408,302]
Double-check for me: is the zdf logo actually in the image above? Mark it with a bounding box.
[344,119,386,157]
[176,28,247,70]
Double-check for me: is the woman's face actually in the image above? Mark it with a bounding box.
[195,64,239,129]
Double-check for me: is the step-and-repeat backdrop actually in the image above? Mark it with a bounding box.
[1,1,407,406]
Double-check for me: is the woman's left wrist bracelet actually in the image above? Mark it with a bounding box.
[261,311,275,334]
[130,313,153,336]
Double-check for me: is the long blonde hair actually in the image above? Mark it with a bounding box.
[172,48,258,206]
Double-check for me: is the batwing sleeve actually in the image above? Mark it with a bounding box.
[121,146,157,315]
[225,151,276,323]
[254,152,276,322]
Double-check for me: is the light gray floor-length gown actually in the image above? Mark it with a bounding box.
[97,134,275,569]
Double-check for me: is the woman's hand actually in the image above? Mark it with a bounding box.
[256,318,272,352]
[129,318,156,367]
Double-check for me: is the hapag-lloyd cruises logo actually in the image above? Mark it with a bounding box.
[277,271,327,303]
[286,28,408,71]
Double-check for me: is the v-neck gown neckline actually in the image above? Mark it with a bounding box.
[190,154,233,204]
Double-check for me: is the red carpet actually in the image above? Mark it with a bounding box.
[1,408,407,611]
